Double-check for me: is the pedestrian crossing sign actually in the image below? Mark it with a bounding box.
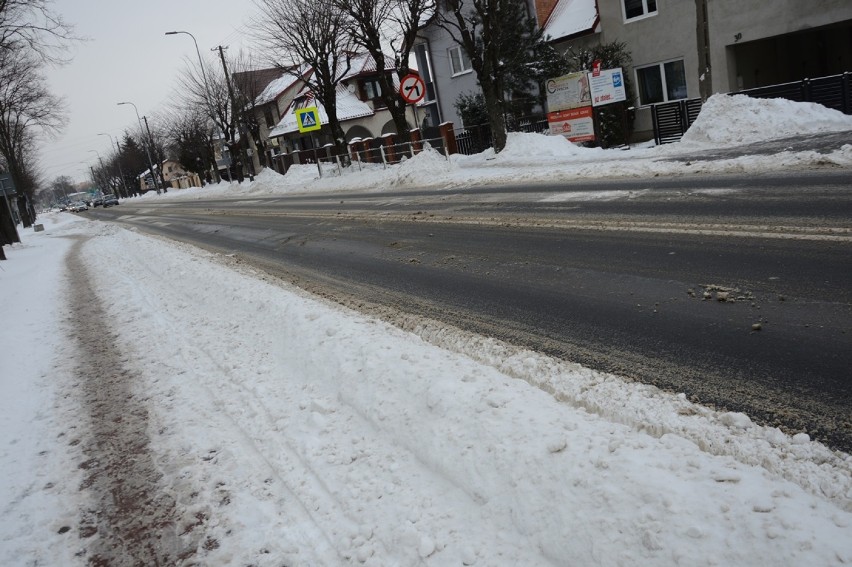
[296,106,322,133]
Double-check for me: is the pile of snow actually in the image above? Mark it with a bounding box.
[682,94,852,145]
[494,131,595,162]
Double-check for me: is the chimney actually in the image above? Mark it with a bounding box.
[534,0,560,27]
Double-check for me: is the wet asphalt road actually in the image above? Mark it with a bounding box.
[84,170,852,451]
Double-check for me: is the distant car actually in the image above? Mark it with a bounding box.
[102,194,119,207]
[68,201,88,212]
[92,195,105,207]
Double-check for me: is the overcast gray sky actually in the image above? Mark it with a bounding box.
[41,0,258,185]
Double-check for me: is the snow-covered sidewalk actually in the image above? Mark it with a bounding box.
[2,207,851,565]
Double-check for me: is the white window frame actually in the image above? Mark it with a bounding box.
[621,0,657,22]
[448,45,472,77]
[634,58,688,107]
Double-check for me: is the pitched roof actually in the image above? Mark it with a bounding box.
[267,51,408,138]
[253,67,308,106]
[232,68,286,102]
[544,0,599,41]
[268,83,374,137]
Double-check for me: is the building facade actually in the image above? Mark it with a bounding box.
[419,0,852,142]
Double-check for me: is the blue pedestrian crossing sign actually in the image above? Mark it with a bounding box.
[296,106,322,133]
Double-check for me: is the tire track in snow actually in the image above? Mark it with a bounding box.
[65,238,195,565]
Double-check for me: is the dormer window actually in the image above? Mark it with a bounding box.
[363,78,382,100]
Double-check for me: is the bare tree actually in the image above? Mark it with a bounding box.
[46,174,74,204]
[0,0,78,63]
[335,0,435,138]
[172,52,234,182]
[0,49,65,224]
[158,103,218,184]
[253,0,354,157]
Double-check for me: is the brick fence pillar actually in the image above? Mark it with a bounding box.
[440,122,457,155]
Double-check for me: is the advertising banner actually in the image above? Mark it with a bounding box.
[589,68,627,107]
[546,107,595,143]
[545,72,592,112]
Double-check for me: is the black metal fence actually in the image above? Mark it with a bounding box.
[454,115,548,156]
[651,98,703,145]
[737,72,852,114]
[651,72,852,144]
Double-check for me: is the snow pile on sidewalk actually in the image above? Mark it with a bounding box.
[2,215,851,566]
[681,93,852,145]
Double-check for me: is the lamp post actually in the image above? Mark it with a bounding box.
[165,30,220,184]
[88,149,107,196]
[99,132,129,198]
[117,101,162,194]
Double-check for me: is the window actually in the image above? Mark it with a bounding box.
[636,59,687,105]
[623,0,656,21]
[264,107,275,128]
[363,78,382,100]
[449,46,472,76]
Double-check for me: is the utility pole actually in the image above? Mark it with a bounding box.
[118,101,162,195]
[215,45,254,182]
[143,115,167,193]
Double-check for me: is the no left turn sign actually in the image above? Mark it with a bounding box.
[399,74,426,104]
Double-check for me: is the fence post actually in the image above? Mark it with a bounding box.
[382,133,397,164]
[361,137,373,163]
[410,128,423,154]
[440,122,458,155]
[379,145,387,169]
[349,139,362,171]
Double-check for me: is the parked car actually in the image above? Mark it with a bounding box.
[92,194,105,207]
[102,194,119,207]
[68,201,88,212]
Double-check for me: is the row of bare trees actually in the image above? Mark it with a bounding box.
[0,0,76,229]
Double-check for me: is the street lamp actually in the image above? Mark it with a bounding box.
[117,101,162,194]
[165,31,211,99]
[165,30,220,184]
[99,132,130,198]
[88,150,108,195]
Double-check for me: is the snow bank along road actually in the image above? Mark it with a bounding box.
[87,171,852,453]
[9,211,851,566]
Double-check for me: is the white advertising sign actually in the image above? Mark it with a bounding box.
[589,68,627,107]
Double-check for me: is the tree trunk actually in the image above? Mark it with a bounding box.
[481,78,507,152]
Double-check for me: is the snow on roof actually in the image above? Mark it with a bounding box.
[254,69,305,107]
[268,83,374,137]
[544,0,598,41]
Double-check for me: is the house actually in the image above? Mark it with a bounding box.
[266,52,420,158]
[246,66,310,164]
[418,0,852,142]
[161,159,202,189]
